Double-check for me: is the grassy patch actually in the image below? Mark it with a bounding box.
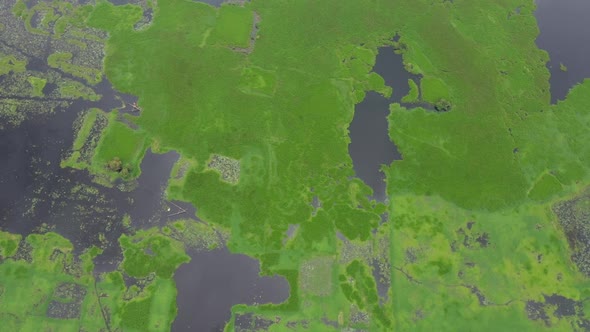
[119,228,189,278]
[239,66,277,97]
[47,52,102,85]
[0,53,26,75]
[211,4,254,48]
[57,79,100,101]
[528,173,563,202]
[27,76,47,97]
[402,78,419,103]
[0,231,21,258]
[0,226,193,331]
[91,112,148,180]
[420,76,450,104]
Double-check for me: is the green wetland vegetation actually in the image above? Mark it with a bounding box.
[2,0,590,331]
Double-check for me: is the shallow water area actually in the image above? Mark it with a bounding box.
[0,79,129,234]
[172,248,289,332]
[0,119,177,260]
[535,0,590,103]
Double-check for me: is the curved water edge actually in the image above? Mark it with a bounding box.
[172,248,290,332]
[535,0,590,104]
[348,90,401,201]
[348,46,422,201]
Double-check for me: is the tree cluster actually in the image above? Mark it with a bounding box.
[106,157,131,177]
[434,99,452,112]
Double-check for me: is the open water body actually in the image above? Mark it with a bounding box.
[0,73,288,329]
[173,249,289,331]
[535,0,590,103]
[348,46,423,201]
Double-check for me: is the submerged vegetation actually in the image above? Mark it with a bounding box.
[2,0,590,331]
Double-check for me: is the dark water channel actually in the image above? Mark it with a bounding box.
[535,0,590,103]
[348,46,422,201]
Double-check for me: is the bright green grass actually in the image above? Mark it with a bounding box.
[27,76,47,97]
[0,225,191,332]
[388,194,590,331]
[57,80,101,101]
[119,228,189,278]
[528,173,563,201]
[420,76,450,103]
[91,111,148,179]
[61,109,147,181]
[0,53,26,75]
[402,78,419,103]
[119,278,178,332]
[74,109,99,151]
[0,231,21,258]
[239,66,277,97]
[211,4,254,48]
[47,52,102,84]
[0,233,104,331]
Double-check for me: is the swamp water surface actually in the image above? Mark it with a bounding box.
[535,0,590,103]
[348,46,424,201]
[173,249,289,331]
